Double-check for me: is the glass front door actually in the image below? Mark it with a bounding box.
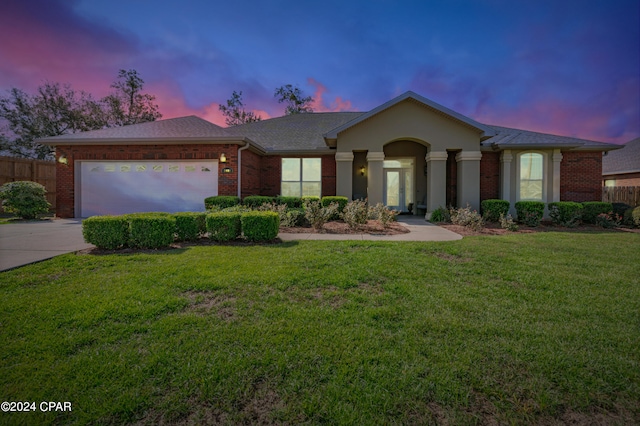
[383,168,413,212]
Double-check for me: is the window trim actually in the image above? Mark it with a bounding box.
[516,151,547,202]
[281,157,322,198]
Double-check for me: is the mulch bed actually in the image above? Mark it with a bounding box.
[280,220,409,235]
[439,221,640,237]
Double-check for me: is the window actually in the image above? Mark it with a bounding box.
[281,158,321,197]
[519,152,544,200]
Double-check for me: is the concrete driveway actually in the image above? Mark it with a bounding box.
[0,219,94,271]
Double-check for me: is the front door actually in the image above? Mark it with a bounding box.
[384,168,412,212]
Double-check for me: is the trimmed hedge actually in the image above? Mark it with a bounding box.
[82,216,130,250]
[633,206,640,227]
[243,196,276,208]
[301,196,320,204]
[128,214,176,249]
[481,199,510,222]
[548,201,583,226]
[205,196,240,210]
[206,212,242,241]
[174,212,206,241]
[275,196,302,208]
[581,202,613,224]
[515,201,545,227]
[241,211,280,241]
[612,202,632,217]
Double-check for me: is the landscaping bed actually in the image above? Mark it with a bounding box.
[279,219,409,235]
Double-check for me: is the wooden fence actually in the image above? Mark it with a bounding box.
[602,186,640,207]
[0,156,56,210]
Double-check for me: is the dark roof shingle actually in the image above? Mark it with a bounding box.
[603,137,640,174]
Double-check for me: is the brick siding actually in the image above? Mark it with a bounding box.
[479,151,500,202]
[240,149,261,198]
[560,151,602,202]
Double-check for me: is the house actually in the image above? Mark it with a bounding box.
[40,91,620,218]
[603,137,640,186]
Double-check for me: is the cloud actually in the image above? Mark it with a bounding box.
[307,78,355,112]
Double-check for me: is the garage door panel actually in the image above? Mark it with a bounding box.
[79,161,218,217]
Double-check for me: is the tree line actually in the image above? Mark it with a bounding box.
[0,71,314,160]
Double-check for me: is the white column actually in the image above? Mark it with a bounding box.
[456,151,482,211]
[366,151,385,205]
[425,151,448,217]
[500,150,513,211]
[335,152,354,199]
[552,149,563,202]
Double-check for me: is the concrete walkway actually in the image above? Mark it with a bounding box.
[278,215,462,242]
[0,218,94,272]
[0,216,461,272]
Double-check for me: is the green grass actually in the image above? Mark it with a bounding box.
[1,233,639,424]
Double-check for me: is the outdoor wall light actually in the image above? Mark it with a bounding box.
[220,153,227,163]
[58,155,68,165]
[360,165,366,176]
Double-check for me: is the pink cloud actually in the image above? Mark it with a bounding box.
[307,78,355,112]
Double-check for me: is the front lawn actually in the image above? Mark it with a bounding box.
[1,233,639,424]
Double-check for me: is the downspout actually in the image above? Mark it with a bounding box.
[237,142,251,199]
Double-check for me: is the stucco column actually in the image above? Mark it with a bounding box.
[366,151,385,205]
[335,152,354,199]
[456,151,482,211]
[551,149,563,202]
[426,151,447,217]
[500,150,513,210]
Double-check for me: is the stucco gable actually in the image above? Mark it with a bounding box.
[324,91,496,141]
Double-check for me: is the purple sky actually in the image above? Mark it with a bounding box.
[1,0,638,143]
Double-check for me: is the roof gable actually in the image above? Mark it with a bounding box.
[603,137,640,174]
[484,125,623,151]
[323,91,496,140]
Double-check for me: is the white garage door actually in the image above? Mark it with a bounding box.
[78,160,218,217]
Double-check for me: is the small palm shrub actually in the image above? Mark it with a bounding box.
[341,199,369,230]
[304,199,338,230]
[515,201,545,227]
[321,196,349,218]
[481,199,510,222]
[0,181,51,219]
[429,206,450,223]
[450,205,484,231]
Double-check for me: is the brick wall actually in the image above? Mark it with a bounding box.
[560,151,602,202]
[55,144,238,218]
[240,149,261,198]
[321,155,336,197]
[480,151,500,202]
[603,172,640,186]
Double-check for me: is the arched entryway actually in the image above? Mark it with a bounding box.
[381,140,428,214]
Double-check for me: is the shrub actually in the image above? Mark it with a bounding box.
[548,202,583,227]
[481,199,510,222]
[243,196,276,208]
[286,208,307,227]
[174,212,206,241]
[128,214,176,249]
[0,181,51,219]
[612,202,632,217]
[258,202,291,227]
[204,195,240,210]
[623,208,635,226]
[304,199,338,230]
[241,211,280,241]
[450,205,484,231]
[82,216,130,250]
[301,196,320,204]
[275,196,302,209]
[341,199,369,230]
[372,203,398,228]
[581,202,613,224]
[206,212,242,242]
[499,213,519,232]
[429,206,450,223]
[633,206,640,227]
[515,201,545,227]
[595,212,621,228]
[221,205,252,213]
[321,196,349,213]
